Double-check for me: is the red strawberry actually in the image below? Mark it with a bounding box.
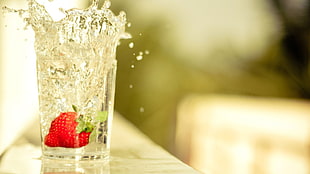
[44,132,59,147]
[44,112,92,148]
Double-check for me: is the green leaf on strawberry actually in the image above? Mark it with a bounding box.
[76,115,94,133]
[72,104,79,112]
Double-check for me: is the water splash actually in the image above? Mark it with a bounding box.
[30,0,130,59]
[2,0,131,62]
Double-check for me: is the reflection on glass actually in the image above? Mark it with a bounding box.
[41,159,110,174]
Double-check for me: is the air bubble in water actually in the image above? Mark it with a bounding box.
[145,50,150,55]
[131,64,135,68]
[129,84,133,88]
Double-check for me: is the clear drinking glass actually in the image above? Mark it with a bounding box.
[32,0,128,161]
[37,58,116,160]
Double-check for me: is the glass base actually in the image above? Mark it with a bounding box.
[42,153,109,161]
[41,147,110,161]
[41,157,110,174]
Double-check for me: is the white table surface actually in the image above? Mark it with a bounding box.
[0,113,202,174]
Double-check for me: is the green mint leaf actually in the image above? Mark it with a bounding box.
[95,111,108,122]
[89,128,103,143]
[89,130,97,142]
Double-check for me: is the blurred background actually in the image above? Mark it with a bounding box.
[1,0,310,173]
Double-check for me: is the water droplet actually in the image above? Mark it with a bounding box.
[139,51,143,56]
[80,62,87,69]
[139,107,144,112]
[144,50,150,55]
[129,84,133,88]
[122,33,132,39]
[131,64,135,68]
[129,42,134,48]
[139,33,142,36]
[101,22,107,31]
[118,11,126,21]
[127,22,131,27]
[133,53,136,56]
[103,0,111,9]
[136,55,143,61]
